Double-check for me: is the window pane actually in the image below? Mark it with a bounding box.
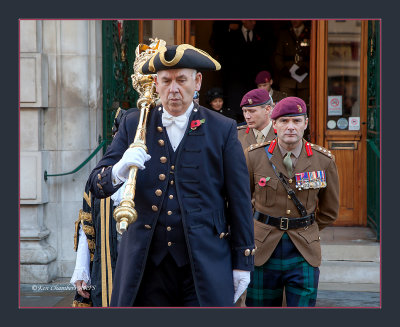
[327,20,361,131]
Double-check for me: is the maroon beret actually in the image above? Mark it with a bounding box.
[255,70,272,85]
[240,89,272,108]
[270,97,307,120]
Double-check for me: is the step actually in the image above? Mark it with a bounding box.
[319,261,380,284]
[321,243,380,262]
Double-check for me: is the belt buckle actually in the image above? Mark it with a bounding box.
[280,217,289,230]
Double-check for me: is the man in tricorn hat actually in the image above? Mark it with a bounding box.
[88,44,255,307]
[237,88,276,152]
[243,97,339,307]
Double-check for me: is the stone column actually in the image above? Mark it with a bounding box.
[20,20,56,283]
[20,19,103,283]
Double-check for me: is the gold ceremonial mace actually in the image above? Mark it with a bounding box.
[113,38,165,234]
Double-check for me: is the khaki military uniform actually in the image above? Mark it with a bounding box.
[244,139,339,267]
[271,89,288,104]
[237,125,276,151]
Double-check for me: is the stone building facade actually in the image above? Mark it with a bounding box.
[20,20,103,283]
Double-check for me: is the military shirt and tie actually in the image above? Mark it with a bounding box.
[243,138,340,306]
[237,121,276,151]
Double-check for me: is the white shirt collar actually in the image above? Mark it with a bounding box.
[162,102,194,120]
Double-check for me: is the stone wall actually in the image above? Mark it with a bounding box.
[20,20,103,283]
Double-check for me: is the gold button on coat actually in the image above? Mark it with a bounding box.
[244,249,251,256]
[158,139,165,146]
[144,225,152,229]
[157,126,163,132]
[155,189,162,196]
[168,242,172,246]
[288,195,291,199]
[167,211,172,215]
[167,226,172,231]
[251,249,256,255]
[170,180,174,185]
[219,232,225,239]
[171,165,175,170]
[97,173,101,180]
[169,195,174,199]
[160,156,167,163]
[159,174,166,181]
[288,179,293,183]
[286,209,291,215]
[152,205,158,212]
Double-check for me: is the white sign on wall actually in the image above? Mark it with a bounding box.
[349,117,360,130]
[328,95,342,116]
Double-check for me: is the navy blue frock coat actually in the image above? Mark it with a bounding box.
[88,103,254,307]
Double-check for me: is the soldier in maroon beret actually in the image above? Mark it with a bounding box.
[242,96,340,307]
[237,89,276,152]
[255,70,288,105]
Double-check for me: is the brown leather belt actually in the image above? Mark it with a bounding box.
[254,211,315,230]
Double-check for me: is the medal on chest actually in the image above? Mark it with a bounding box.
[295,170,327,190]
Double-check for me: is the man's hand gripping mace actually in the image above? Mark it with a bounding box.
[113,79,156,234]
[113,39,164,235]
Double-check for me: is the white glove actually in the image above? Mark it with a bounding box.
[233,269,250,303]
[112,147,151,183]
[111,180,127,206]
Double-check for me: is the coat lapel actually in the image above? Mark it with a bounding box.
[245,128,256,148]
[269,145,289,178]
[293,140,312,174]
[176,102,204,162]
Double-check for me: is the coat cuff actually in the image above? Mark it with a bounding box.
[232,245,256,271]
[93,166,118,198]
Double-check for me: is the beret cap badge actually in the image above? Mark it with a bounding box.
[297,104,302,112]
[248,99,253,104]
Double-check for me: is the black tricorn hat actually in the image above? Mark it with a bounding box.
[139,44,221,74]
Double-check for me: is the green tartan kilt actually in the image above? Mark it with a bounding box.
[246,233,319,307]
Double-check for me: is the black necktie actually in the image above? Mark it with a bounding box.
[246,30,250,42]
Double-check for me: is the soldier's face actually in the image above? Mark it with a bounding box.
[257,81,272,92]
[155,69,202,116]
[273,115,308,148]
[242,105,271,131]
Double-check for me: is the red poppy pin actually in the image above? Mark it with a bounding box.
[190,119,205,132]
[258,177,271,187]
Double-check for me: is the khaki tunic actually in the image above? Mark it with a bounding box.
[244,139,340,268]
[237,125,276,151]
[271,89,288,104]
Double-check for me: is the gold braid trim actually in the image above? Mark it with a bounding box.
[158,44,221,70]
[79,209,92,223]
[83,191,91,208]
[82,224,95,237]
[73,219,80,252]
[72,300,93,307]
[87,239,96,251]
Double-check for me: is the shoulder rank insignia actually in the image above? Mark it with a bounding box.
[237,125,248,130]
[268,138,277,153]
[309,143,334,159]
[247,140,271,152]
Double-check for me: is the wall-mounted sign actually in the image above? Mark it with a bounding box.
[327,120,337,129]
[337,117,348,130]
[328,95,342,116]
[349,117,360,130]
